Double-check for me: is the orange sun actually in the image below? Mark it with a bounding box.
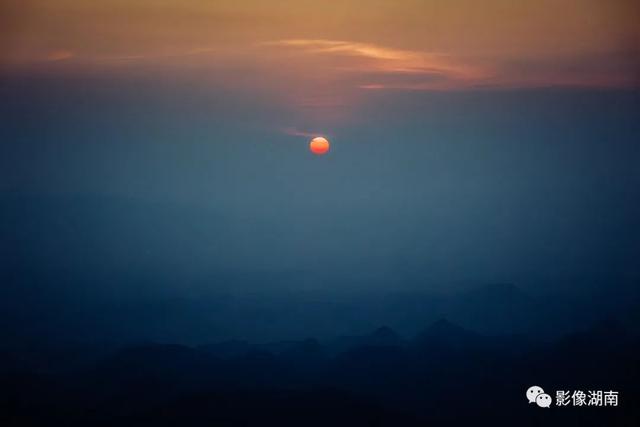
[309,137,330,155]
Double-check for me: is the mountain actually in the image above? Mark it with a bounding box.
[441,283,538,335]
[413,318,480,349]
[198,339,252,359]
[327,326,402,355]
[2,318,638,426]
[368,326,402,346]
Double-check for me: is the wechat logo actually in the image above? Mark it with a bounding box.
[527,386,551,408]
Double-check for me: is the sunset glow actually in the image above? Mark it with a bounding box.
[2,2,639,424]
[2,1,637,135]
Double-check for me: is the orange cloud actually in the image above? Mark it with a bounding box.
[265,39,491,89]
[265,38,638,91]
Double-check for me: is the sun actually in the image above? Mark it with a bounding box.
[309,137,330,155]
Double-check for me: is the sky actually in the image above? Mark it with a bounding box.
[2,1,639,121]
[2,1,638,133]
[1,2,639,342]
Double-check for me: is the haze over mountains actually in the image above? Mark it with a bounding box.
[1,192,638,426]
[2,193,638,348]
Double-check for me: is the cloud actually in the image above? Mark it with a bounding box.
[265,39,491,90]
[267,40,417,62]
[265,39,639,91]
[281,127,327,138]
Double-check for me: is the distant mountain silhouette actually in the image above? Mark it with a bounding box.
[413,318,480,351]
[198,339,252,359]
[1,317,638,426]
[369,326,402,346]
[328,326,402,355]
[4,194,639,349]
[417,318,474,338]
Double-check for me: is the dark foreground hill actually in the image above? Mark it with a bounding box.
[1,319,638,426]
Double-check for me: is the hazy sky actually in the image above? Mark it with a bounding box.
[1,1,639,294]
[3,1,639,128]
